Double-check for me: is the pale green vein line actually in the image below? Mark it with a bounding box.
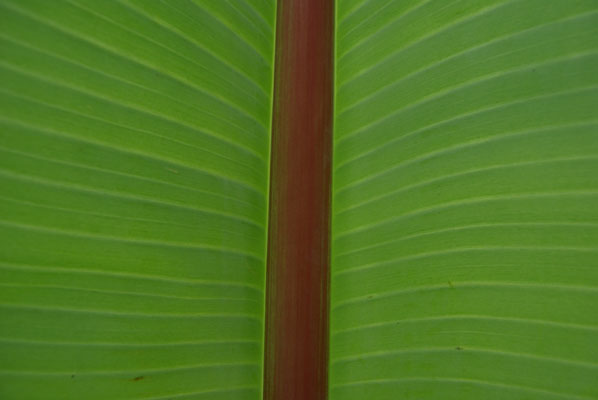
[338,0,385,26]
[333,246,598,277]
[334,191,598,242]
[331,347,598,369]
[338,9,598,113]
[331,377,594,400]
[334,86,598,176]
[335,120,598,194]
[331,315,598,336]
[0,35,263,158]
[338,0,514,83]
[336,53,598,145]
[0,219,264,262]
[0,283,260,303]
[334,156,598,227]
[0,64,266,170]
[0,152,262,227]
[0,117,262,202]
[0,115,264,199]
[0,362,258,376]
[0,195,261,241]
[338,0,432,58]
[337,0,408,41]
[0,303,261,320]
[112,0,268,92]
[0,34,268,158]
[138,386,257,400]
[63,0,268,104]
[335,222,598,259]
[0,337,259,347]
[0,262,263,292]
[0,168,263,233]
[189,0,269,60]
[332,282,598,310]
[225,0,274,35]
[236,0,273,30]
[1,1,269,131]
[160,0,269,65]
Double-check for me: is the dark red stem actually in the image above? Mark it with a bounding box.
[263,0,334,399]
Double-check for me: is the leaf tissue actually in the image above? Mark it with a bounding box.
[0,0,596,399]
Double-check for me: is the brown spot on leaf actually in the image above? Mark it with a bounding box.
[131,376,144,382]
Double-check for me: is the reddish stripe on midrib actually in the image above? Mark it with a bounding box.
[263,0,334,399]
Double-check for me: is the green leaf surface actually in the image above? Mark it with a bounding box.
[2,0,598,399]
[330,0,598,399]
[0,0,275,399]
